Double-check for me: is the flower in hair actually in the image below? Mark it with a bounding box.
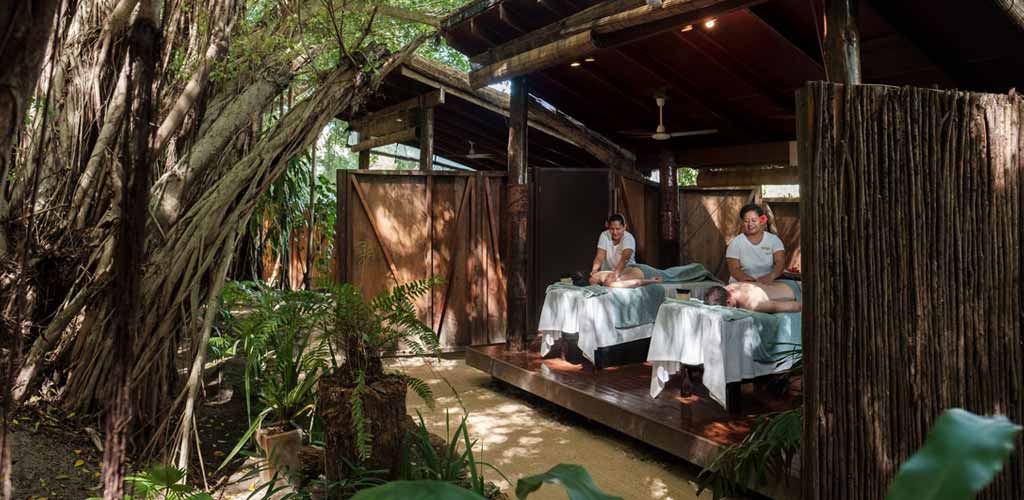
[759,215,768,224]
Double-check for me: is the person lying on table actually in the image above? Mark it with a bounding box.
[589,213,643,286]
[703,283,801,313]
[726,203,785,284]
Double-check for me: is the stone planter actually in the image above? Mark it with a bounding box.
[256,426,303,483]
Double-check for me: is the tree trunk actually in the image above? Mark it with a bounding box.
[102,6,159,498]
[320,374,407,488]
[798,82,1023,499]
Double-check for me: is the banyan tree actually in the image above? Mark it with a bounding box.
[0,0,455,495]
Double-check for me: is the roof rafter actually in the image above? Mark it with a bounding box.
[468,0,766,88]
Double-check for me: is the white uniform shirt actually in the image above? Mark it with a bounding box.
[597,230,637,271]
[726,232,784,282]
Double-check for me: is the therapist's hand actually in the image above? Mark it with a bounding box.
[756,274,775,285]
[609,271,620,283]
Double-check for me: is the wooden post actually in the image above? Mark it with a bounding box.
[658,149,678,267]
[356,132,370,170]
[823,0,861,84]
[505,77,530,352]
[419,107,434,171]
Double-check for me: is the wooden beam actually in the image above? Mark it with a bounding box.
[442,0,504,30]
[343,4,441,27]
[675,141,797,167]
[995,0,1024,30]
[401,57,636,170]
[350,89,445,134]
[505,77,529,352]
[468,0,765,87]
[469,0,644,66]
[350,127,418,153]
[696,165,799,187]
[419,107,434,170]
[823,0,861,84]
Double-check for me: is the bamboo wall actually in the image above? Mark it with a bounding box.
[799,82,1023,499]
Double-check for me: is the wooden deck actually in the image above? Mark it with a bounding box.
[465,341,801,499]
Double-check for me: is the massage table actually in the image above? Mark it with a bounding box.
[647,283,802,413]
[537,264,721,369]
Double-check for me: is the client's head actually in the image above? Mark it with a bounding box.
[704,286,733,307]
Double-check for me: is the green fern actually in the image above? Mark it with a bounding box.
[350,373,373,461]
[402,374,435,410]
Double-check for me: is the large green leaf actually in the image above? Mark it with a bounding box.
[886,408,1021,500]
[351,480,486,500]
[515,464,623,500]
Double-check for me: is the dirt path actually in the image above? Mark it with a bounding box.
[394,357,718,500]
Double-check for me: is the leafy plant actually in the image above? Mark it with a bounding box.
[87,464,212,500]
[351,463,619,500]
[403,410,508,496]
[886,409,1021,500]
[350,480,486,500]
[515,464,623,500]
[320,278,442,461]
[218,282,332,468]
[696,408,802,499]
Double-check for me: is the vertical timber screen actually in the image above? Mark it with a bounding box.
[798,82,1023,499]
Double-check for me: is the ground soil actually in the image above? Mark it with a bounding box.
[10,356,762,500]
[394,357,727,500]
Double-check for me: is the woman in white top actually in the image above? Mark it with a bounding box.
[726,203,785,284]
[588,214,658,287]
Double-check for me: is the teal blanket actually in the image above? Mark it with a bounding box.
[630,263,720,283]
[665,298,801,363]
[546,282,667,329]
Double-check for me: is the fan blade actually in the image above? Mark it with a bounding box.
[667,129,718,137]
[465,153,496,159]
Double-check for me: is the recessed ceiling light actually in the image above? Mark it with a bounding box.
[704,18,716,29]
[570,61,581,67]
[680,25,693,32]
[584,57,595,62]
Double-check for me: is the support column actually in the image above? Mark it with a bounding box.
[657,149,679,267]
[823,0,861,84]
[419,107,434,171]
[505,77,530,351]
[356,132,370,169]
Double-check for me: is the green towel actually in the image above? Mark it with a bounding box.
[630,263,720,283]
[664,298,800,363]
[546,281,607,297]
[546,282,667,328]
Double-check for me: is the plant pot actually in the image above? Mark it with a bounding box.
[256,426,304,483]
[320,373,408,483]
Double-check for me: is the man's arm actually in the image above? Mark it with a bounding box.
[727,258,756,282]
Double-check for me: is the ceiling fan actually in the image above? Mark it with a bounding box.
[618,96,718,141]
[460,140,496,160]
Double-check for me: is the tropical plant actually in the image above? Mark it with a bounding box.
[402,410,508,497]
[87,464,212,500]
[696,343,803,498]
[325,278,443,384]
[886,409,1021,500]
[351,463,621,500]
[318,278,442,465]
[217,282,331,468]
